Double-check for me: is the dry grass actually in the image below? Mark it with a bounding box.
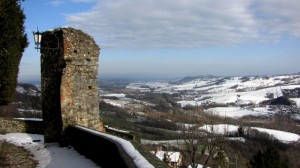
[0,140,37,168]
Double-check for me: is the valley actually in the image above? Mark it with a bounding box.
[9,73,300,167]
[99,74,300,167]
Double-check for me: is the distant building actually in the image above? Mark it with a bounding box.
[151,150,183,168]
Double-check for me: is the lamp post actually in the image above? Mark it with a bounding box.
[33,30,42,50]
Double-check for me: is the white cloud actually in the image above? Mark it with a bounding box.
[69,0,96,2]
[48,0,65,7]
[253,0,300,37]
[48,0,95,7]
[65,0,300,49]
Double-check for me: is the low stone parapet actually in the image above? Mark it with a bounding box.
[65,126,168,168]
[0,117,44,134]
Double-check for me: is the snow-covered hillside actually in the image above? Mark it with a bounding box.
[16,83,41,97]
[125,74,300,118]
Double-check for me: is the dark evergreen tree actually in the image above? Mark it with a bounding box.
[0,0,28,105]
[250,145,289,168]
[237,125,245,137]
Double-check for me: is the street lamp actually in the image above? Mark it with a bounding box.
[32,28,60,51]
[33,30,42,50]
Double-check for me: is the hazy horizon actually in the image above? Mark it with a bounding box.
[18,71,300,85]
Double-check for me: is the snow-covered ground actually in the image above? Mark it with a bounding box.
[0,133,100,168]
[14,118,43,121]
[102,93,126,98]
[142,124,300,145]
[204,107,274,118]
[291,98,300,107]
[102,99,128,108]
[199,124,300,143]
[251,127,300,143]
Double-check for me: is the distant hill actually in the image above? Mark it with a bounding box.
[172,72,300,84]
[171,75,217,84]
[16,83,41,96]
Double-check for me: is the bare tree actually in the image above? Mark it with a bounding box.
[177,115,229,168]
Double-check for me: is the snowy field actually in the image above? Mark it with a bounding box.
[199,124,300,143]
[204,107,275,118]
[142,124,300,145]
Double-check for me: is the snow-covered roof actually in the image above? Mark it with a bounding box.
[151,151,181,163]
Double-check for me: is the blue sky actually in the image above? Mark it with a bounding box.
[19,0,300,81]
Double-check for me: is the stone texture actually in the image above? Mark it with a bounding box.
[0,118,44,134]
[41,27,105,143]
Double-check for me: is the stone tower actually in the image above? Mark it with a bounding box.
[40,27,105,142]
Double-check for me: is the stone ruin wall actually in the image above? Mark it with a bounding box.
[41,27,104,142]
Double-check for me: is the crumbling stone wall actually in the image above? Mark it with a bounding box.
[41,27,104,142]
